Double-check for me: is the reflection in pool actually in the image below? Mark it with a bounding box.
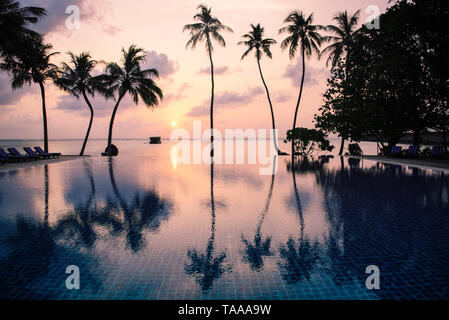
[0,142,448,299]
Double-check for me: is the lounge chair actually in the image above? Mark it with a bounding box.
[390,146,402,157]
[432,145,444,159]
[406,145,420,158]
[8,147,38,161]
[34,146,61,158]
[23,147,51,159]
[0,148,27,162]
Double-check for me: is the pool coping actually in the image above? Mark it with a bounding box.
[347,155,449,173]
[0,155,88,172]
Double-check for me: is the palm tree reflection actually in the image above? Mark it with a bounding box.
[241,160,276,271]
[184,158,231,291]
[54,160,102,248]
[0,163,101,297]
[277,157,319,284]
[55,158,171,252]
[107,157,171,252]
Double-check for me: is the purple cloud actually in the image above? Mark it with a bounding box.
[55,94,137,118]
[162,83,189,105]
[283,61,330,87]
[198,66,229,75]
[186,87,264,117]
[0,72,38,106]
[186,105,209,117]
[142,51,179,79]
[273,91,292,103]
[21,0,101,34]
[102,25,122,36]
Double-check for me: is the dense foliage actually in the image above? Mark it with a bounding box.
[285,127,334,155]
[315,0,449,152]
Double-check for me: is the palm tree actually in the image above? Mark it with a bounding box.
[55,52,98,156]
[321,10,361,155]
[0,0,46,57]
[238,24,283,154]
[98,45,163,156]
[321,10,360,72]
[0,40,59,152]
[183,4,233,156]
[279,11,325,155]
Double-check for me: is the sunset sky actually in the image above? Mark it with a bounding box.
[0,0,389,140]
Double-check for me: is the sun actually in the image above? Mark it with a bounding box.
[171,120,177,128]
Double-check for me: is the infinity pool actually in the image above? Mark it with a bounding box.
[0,141,448,299]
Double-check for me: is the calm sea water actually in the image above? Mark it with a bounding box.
[0,140,448,299]
[0,138,382,156]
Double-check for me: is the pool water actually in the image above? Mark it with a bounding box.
[0,141,448,299]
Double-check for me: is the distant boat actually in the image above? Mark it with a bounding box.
[149,137,162,144]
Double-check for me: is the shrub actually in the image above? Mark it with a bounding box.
[285,127,335,155]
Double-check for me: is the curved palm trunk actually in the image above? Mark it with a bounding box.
[80,90,94,156]
[291,161,305,242]
[338,53,351,156]
[207,37,215,157]
[338,136,345,155]
[106,93,125,153]
[38,82,49,152]
[256,172,275,234]
[208,159,216,263]
[210,158,215,232]
[44,164,49,224]
[257,58,280,154]
[83,159,96,208]
[292,48,306,156]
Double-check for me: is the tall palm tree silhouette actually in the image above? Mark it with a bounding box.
[0,0,46,57]
[0,40,59,152]
[241,164,276,271]
[98,45,163,156]
[279,11,325,155]
[321,10,361,155]
[184,4,233,156]
[238,24,284,154]
[55,52,99,156]
[184,160,231,290]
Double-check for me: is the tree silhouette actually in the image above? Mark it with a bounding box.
[0,40,59,152]
[55,52,99,156]
[0,0,46,57]
[279,11,325,155]
[321,10,361,155]
[184,4,233,156]
[238,24,283,154]
[97,45,163,155]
